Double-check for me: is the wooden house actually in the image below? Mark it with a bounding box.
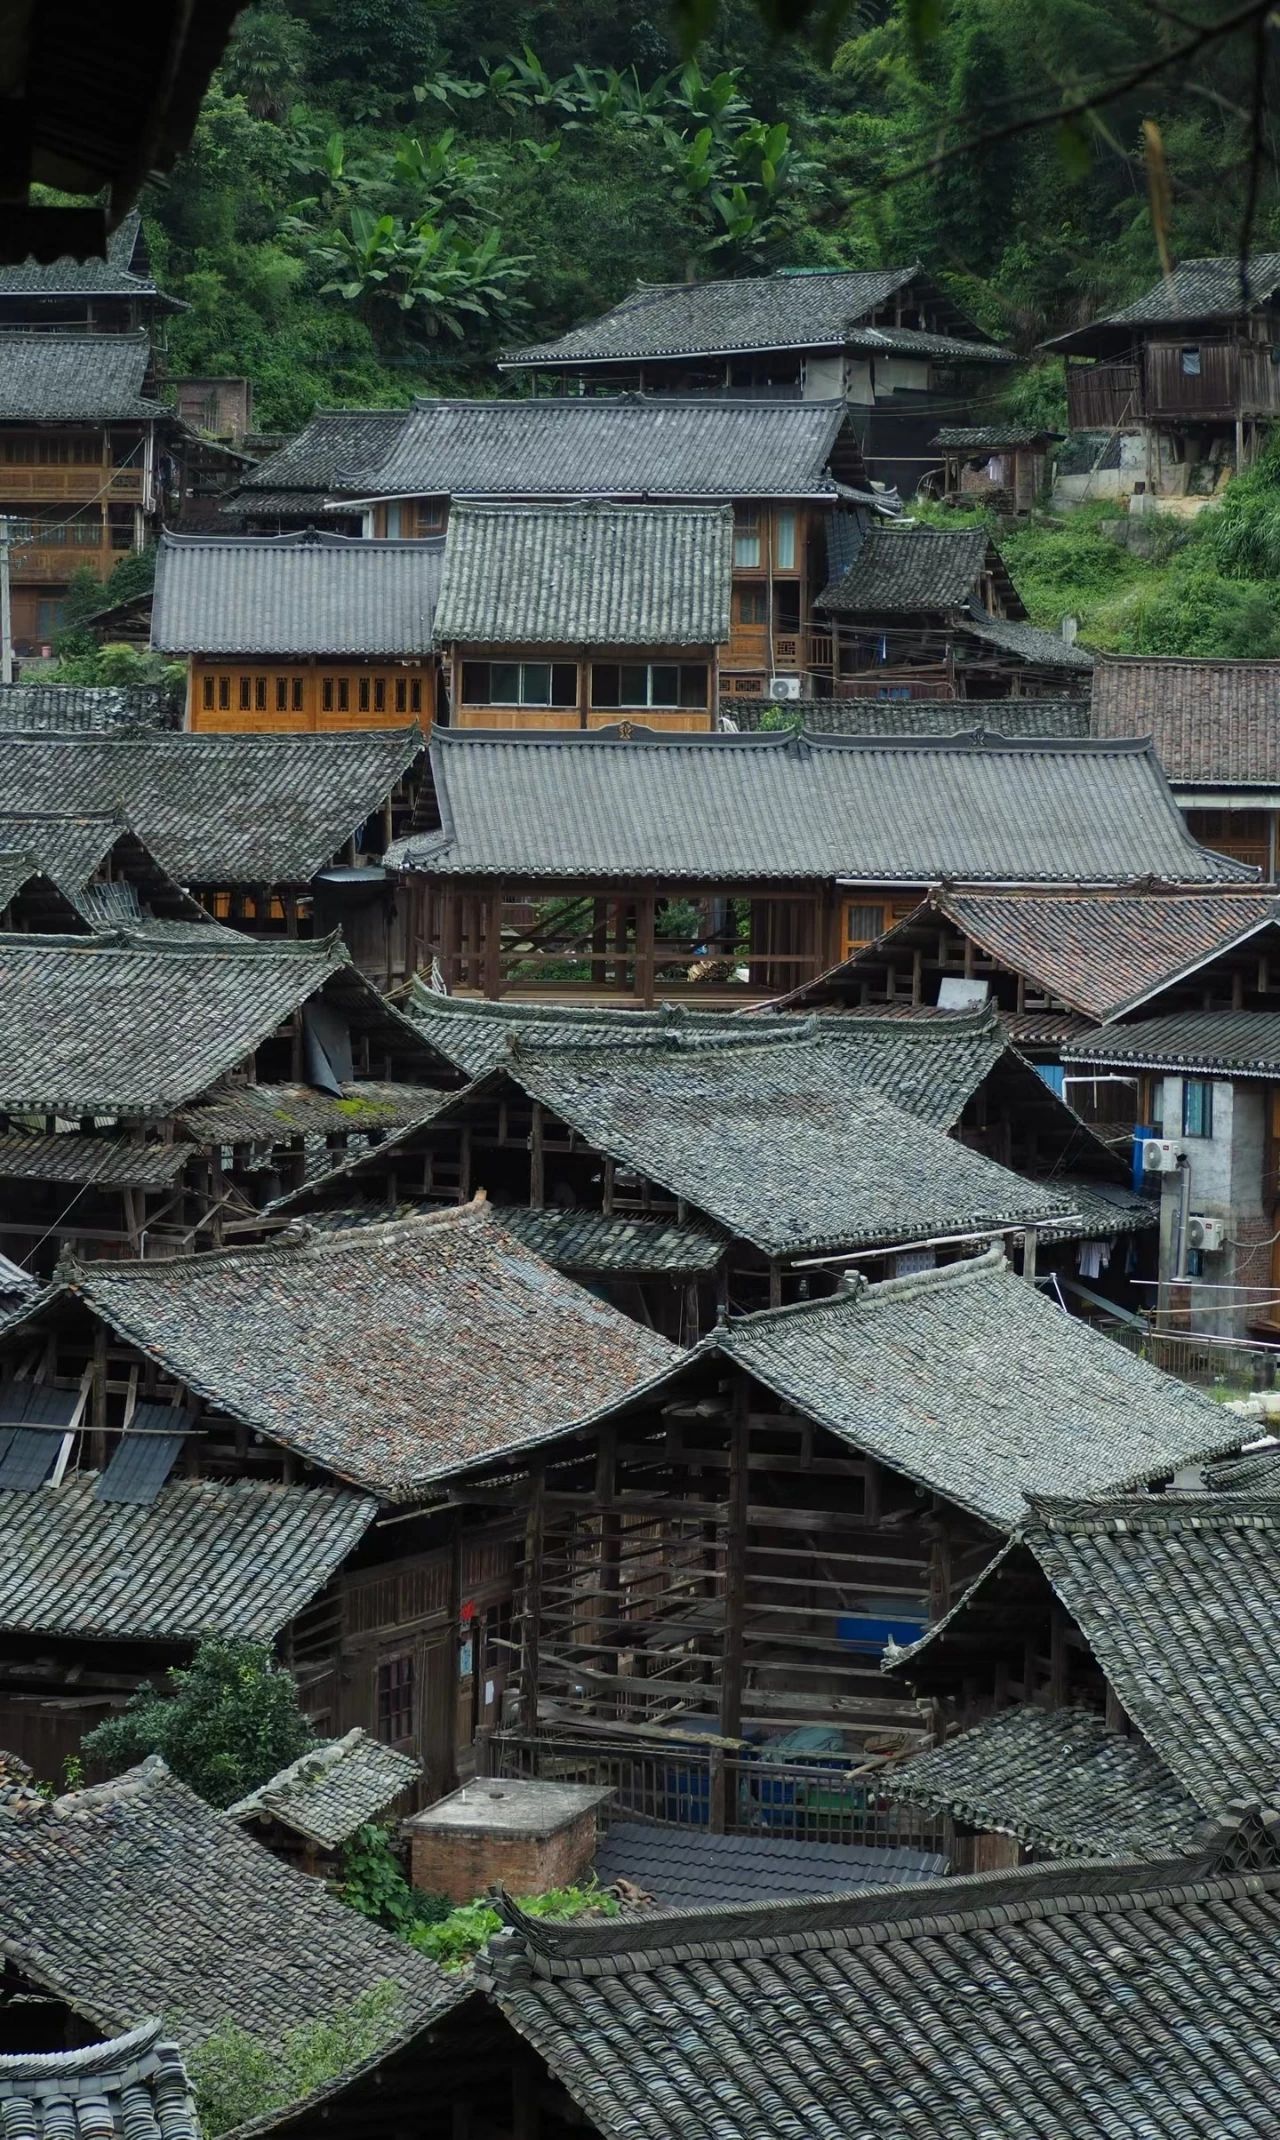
[427,1247,1237,1814]
[330,394,892,705]
[0,334,177,653]
[1045,254,1280,504]
[387,725,1252,1003]
[0,724,430,981]
[0,1758,460,2133]
[929,425,1059,516]
[816,525,1093,700]
[499,266,1015,496]
[885,1491,1272,1871]
[1091,654,1280,875]
[0,1202,673,1788]
[0,215,182,334]
[436,502,732,731]
[217,408,409,535]
[150,530,441,734]
[0,928,451,1273]
[226,1728,422,1873]
[460,1818,1280,2140]
[278,1002,1134,1328]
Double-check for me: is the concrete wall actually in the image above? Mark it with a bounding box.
[1160,1075,1267,1336]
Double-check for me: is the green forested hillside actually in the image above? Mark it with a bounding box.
[143,0,1280,653]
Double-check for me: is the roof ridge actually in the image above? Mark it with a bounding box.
[483,1857,1280,1984]
[1026,1492,1280,1533]
[67,1194,492,1285]
[719,1242,1008,1335]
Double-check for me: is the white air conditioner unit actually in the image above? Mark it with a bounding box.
[768,675,802,700]
[1141,1138,1181,1176]
[1187,1214,1226,1253]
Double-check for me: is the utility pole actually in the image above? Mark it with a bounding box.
[0,517,12,685]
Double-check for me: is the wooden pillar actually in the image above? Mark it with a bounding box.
[1020,1228,1037,1285]
[717,1380,750,1797]
[529,1103,545,1206]
[91,1326,107,1471]
[483,889,503,999]
[635,893,656,1008]
[594,1431,620,1722]
[768,1261,783,1309]
[441,887,462,990]
[521,1469,545,1736]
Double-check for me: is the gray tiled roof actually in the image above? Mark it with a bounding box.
[151,532,442,657]
[228,1730,421,1847]
[0,1133,194,1186]
[594,1821,946,1909]
[958,611,1095,670]
[819,526,998,613]
[711,1247,1240,1529]
[496,1206,726,1275]
[0,214,165,299]
[0,2024,197,2140]
[177,1080,441,1146]
[1023,1174,1158,1243]
[0,1473,375,1641]
[339,396,852,502]
[0,814,210,933]
[1064,254,1280,334]
[435,502,733,646]
[480,1840,1280,2140]
[0,1759,457,2062]
[501,266,1011,366]
[450,1036,1069,1257]
[0,726,425,886]
[1091,654,1280,783]
[727,696,1091,738]
[896,887,1280,1021]
[0,682,173,732]
[394,728,1250,885]
[887,1705,1206,1859]
[403,985,791,1076]
[0,931,355,1118]
[1066,1009,1280,1076]
[933,425,1053,448]
[58,1202,678,1500]
[1022,1495,1280,1817]
[222,408,409,516]
[1206,1441,1280,1490]
[0,333,164,422]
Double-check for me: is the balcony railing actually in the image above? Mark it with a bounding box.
[9,542,116,583]
[0,466,144,501]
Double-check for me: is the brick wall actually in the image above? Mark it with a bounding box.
[410,1805,598,1904]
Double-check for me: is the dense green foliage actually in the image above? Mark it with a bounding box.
[190,1981,405,2135]
[339,1822,452,1934]
[81,1639,315,1808]
[407,1880,620,1970]
[146,0,1280,430]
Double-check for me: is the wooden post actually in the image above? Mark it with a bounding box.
[483,889,503,999]
[529,1103,545,1206]
[715,1380,750,1830]
[635,893,656,1008]
[521,1470,545,1737]
[91,1325,107,1471]
[594,1430,620,1722]
[1020,1228,1037,1285]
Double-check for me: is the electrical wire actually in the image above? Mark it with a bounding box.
[0,438,147,551]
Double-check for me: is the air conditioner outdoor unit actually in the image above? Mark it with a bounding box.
[768,675,802,700]
[1141,1138,1181,1176]
[1187,1214,1226,1253]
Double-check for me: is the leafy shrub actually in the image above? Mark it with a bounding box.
[190,1981,405,2135]
[408,1881,619,1971]
[338,1822,450,1935]
[81,1639,315,1808]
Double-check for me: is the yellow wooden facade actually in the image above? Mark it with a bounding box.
[445,643,715,733]
[186,658,435,733]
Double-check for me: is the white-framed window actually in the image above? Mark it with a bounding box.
[591,662,709,710]
[461,660,577,707]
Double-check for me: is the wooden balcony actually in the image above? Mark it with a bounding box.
[9,541,114,583]
[0,465,144,501]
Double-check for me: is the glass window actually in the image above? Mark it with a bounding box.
[737,586,768,626]
[410,679,423,713]
[1181,346,1202,376]
[358,676,371,712]
[337,677,350,713]
[491,662,521,704]
[217,675,230,711]
[322,677,334,712]
[395,677,409,713]
[679,664,708,708]
[254,675,267,711]
[202,676,215,711]
[275,676,288,713]
[291,677,304,712]
[551,663,577,707]
[374,677,386,713]
[1182,1079,1213,1137]
[238,676,252,711]
[521,662,551,706]
[649,665,679,707]
[592,664,620,709]
[774,509,797,570]
[619,664,648,707]
[733,507,761,568]
[416,498,446,535]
